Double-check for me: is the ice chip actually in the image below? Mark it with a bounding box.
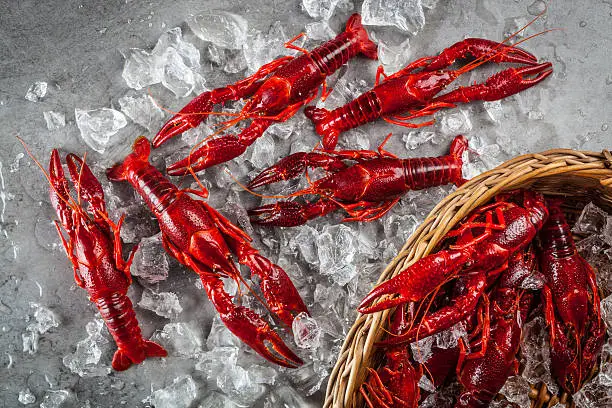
[187,11,248,50]
[153,27,200,70]
[25,81,48,102]
[63,319,110,377]
[138,290,183,319]
[198,391,240,408]
[248,134,275,169]
[149,375,198,408]
[362,0,425,34]
[30,303,60,334]
[290,225,320,264]
[122,48,164,90]
[305,21,337,41]
[302,0,339,20]
[39,390,74,408]
[402,130,437,150]
[152,322,202,357]
[18,388,36,404]
[573,202,607,235]
[216,364,266,405]
[499,376,532,407]
[483,100,504,123]
[43,111,66,130]
[130,232,170,284]
[243,22,291,73]
[195,346,239,378]
[292,312,322,349]
[75,108,127,154]
[162,48,196,97]
[438,110,472,135]
[316,224,358,286]
[418,375,436,393]
[118,93,164,131]
[378,37,412,73]
[410,335,434,363]
[265,386,316,408]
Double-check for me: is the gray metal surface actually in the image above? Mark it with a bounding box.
[0,0,610,407]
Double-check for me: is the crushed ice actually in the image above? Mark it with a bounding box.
[62,319,111,377]
[75,108,127,154]
[25,81,48,102]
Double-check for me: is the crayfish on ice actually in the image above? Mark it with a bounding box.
[247,134,468,226]
[154,13,378,176]
[28,147,168,370]
[107,137,309,367]
[305,38,553,150]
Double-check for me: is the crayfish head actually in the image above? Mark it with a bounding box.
[246,77,291,116]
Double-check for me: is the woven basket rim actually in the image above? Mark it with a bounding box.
[324,147,612,408]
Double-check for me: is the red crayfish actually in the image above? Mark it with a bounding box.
[537,199,606,394]
[43,149,167,371]
[247,134,468,226]
[154,13,378,175]
[107,137,308,367]
[305,38,552,150]
[359,191,548,315]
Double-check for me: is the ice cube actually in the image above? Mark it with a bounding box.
[437,110,472,135]
[377,37,412,73]
[198,391,240,408]
[520,316,558,395]
[410,335,434,363]
[149,375,198,408]
[22,331,39,354]
[243,22,290,73]
[122,48,164,90]
[75,108,127,154]
[25,81,48,102]
[265,386,316,408]
[118,93,164,131]
[39,390,74,408]
[302,0,339,20]
[152,27,200,70]
[418,375,436,393]
[571,374,610,408]
[316,224,358,286]
[362,0,425,34]
[483,100,504,123]
[499,376,531,408]
[305,21,337,41]
[223,49,248,74]
[573,202,607,235]
[28,303,60,334]
[187,11,248,50]
[216,365,266,406]
[195,346,240,379]
[248,134,276,170]
[290,225,320,264]
[292,312,321,349]
[162,48,196,97]
[248,364,278,385]
[43,111,66,130]
[18,388,36,404]
[402,130,437,150]
[130,232,170,284]
[62,320,110,377]
[383,213,419,249]
[138,290,183,319]
[602,295,612,334]
[152,322,202,357]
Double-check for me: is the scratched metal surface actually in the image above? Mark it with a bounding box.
[0,0,610,407]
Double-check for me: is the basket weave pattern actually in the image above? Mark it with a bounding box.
[324,149,612,408]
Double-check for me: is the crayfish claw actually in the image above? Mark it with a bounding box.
[153,91,214,147]
[248,202,307,227]
[248,152,309,189]
[66,154,106,214]
[515,61,554,85]
[220,305,303,368]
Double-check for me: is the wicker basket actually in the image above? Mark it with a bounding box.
[324,148,612,408]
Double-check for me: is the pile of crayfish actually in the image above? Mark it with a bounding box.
[25,10,557,374]
[358,191,606,407]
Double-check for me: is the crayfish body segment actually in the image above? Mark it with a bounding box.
[248,135,468,226]
[107,137,308,367]
[305,38,552,150]
[48,150,167,371]
[359,192,548,315]
[156,13,378,175]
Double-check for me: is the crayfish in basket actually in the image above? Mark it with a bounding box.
[23,145,167,371]
[358,192,607,405]
[305,36,552,150]
[107,137,309,367]
[247,134,468,226]
[362,249,539,408]
[154,13,378,176]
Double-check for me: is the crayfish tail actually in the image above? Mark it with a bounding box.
[345,13,378,60]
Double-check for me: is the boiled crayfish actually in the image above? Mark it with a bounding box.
[46,150,167,370]
[154,13,378,175]
[247,135,468,226]
[107,137,308,367]
[305,38,552,150]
